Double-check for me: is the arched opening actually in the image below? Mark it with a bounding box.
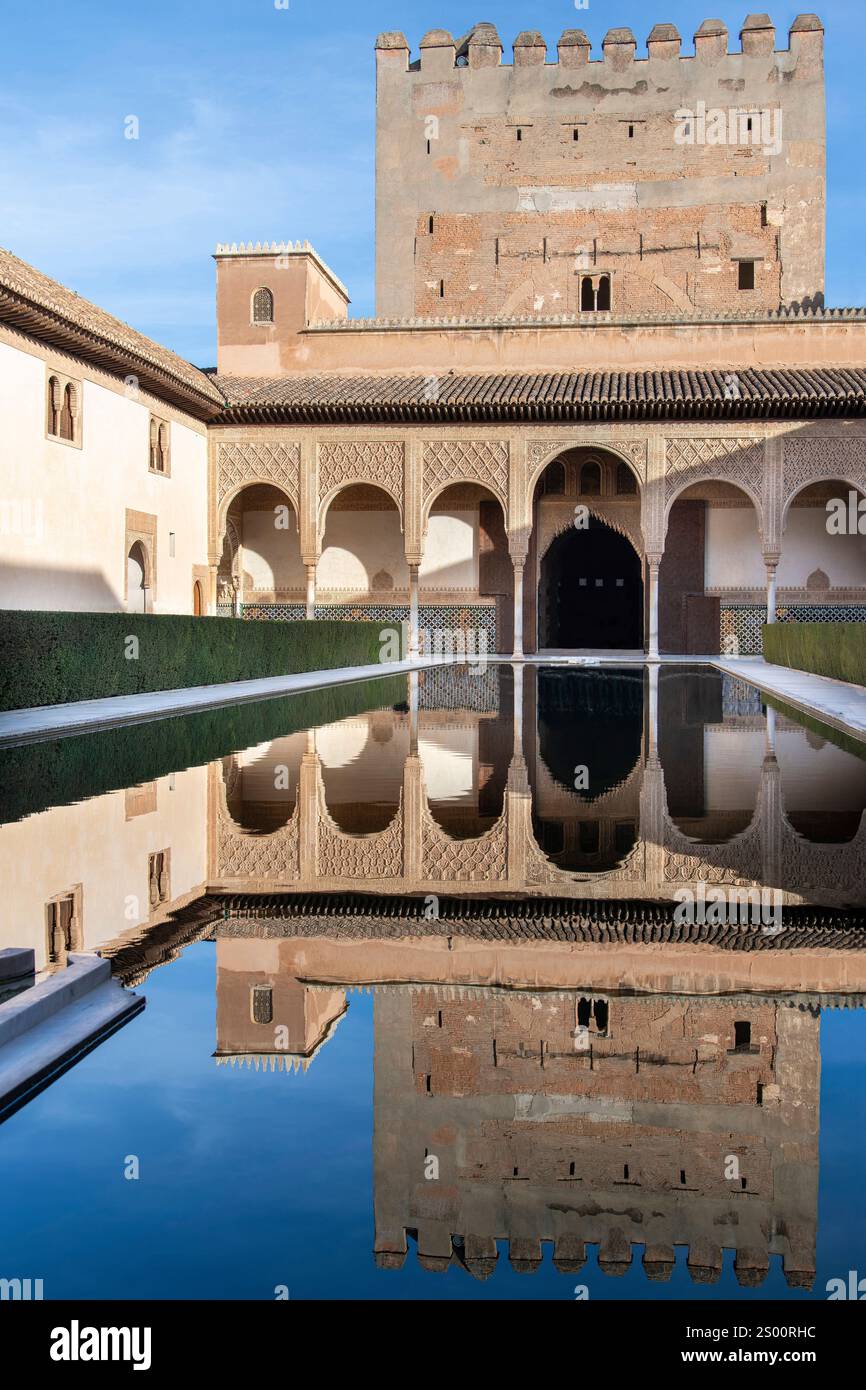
[596,275,611,311]
[193,580,204,617]
[252,287,274,324]
[319,711,408,833]
[218,483,303,618]
[780,479,866,626]
[540,519,643,650]
[530,668,643,872]
[319,483,404,615]
[126,541,148,614]
[423,482,511,655]
[661,479,763,655]
[527,448,643,655]
[222,737,304,833]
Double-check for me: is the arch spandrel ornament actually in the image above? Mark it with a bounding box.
[421,440,509,517]
[526,439,647,499]
[538,499,646,562]
[782,438,866,524]
[317,441,406,520]
[663,437,764,529]
[217,440,301,515]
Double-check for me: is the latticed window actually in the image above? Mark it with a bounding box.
[149,416,170,473]
[148,851,170,908]
[59,383,77,440]
[46,892,81,966]
[251,986,274,1025]
[252,287,274,324]
[47,375,62,435]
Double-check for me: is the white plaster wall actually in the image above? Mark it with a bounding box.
[703,731,764,810]
[420,727,477,803]
[705,507,764,588]
[242,508,305,593]
[0,338,208,614]
[421,512,478,591]
[0,765,208,971]
[706,504,866,589]
[316,507,477,593]
[778,508,866,587]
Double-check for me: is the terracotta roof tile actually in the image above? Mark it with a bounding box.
[0,245,224,416]
[212,367,866,423]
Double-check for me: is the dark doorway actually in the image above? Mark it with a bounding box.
[539,518,643,649]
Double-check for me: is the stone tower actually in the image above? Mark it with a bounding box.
[375,17,826,319]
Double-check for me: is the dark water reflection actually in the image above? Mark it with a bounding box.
[1,664,865,1300]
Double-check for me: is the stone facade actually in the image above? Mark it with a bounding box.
[375,18,825,319]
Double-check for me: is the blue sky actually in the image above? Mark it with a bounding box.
[2,1,863,365]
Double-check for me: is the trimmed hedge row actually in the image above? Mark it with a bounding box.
[0,611,400,712]
[0,673,407,826]
[762,622,866,688]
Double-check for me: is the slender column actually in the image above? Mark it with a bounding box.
[305,563,317,620]
[409,670,420,753]
[511,662,524,760]
[765,704,777,756]
[408,564,420,659]
[647,661,660,760]
[512,558,525,659]
[647,556,661,661]
[766,561,778,625]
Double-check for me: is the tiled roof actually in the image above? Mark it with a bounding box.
[0,246,224,418]
[213,367,866,423]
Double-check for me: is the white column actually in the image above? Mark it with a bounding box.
[409,669,419,752]
[647,661,660,759]
[647,558,661,661]
[408,564,420,659]
[305,563,317,620]
[766,563,778,625]
[512,558,525,659]
[512,662,524,759]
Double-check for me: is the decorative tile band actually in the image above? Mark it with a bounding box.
[235,602,499,653]
[721,604,866,656]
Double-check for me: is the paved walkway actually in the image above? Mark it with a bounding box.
[0,656,453,748]
[714,656,866,743]
[2,651,864,748]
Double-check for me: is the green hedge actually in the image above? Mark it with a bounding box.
[0,673,406,826]
[762,622,866,688]
[0,611,400,712]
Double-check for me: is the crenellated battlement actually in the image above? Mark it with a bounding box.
[375,15,823,72]
[375,16,826,321]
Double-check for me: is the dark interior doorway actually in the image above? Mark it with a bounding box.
[539,518,643,649]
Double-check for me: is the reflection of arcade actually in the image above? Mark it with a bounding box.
[212,666,866,908]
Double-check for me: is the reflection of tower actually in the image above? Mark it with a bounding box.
[215,938,347,1072]
[373,988,818,1287]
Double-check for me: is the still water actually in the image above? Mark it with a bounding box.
[1,664,865,1300]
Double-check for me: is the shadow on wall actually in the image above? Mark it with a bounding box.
[0,561,119,613]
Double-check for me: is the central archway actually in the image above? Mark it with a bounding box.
[540,518,643,649]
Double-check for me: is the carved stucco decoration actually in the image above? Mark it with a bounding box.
[318,440,405,514]
[662,813,764,887]
[216,814,301,881]
[778,812,866,902]
[317,786,404,879]
[782,438,866,519]
[422,440,509,512]
[538,497,645,561]
[664,437,764,519]
[217,440,301,511]
[528,438,647,486]
[421,804,508,882]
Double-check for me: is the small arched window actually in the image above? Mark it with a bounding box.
[580,462,601,496]
[252,287,274,324]
[47,376,62,436]
[60,382,77,441]
[541,460,566,496]
[580,276,595,311]
[596,275,611,312]
[149,418,159,471]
